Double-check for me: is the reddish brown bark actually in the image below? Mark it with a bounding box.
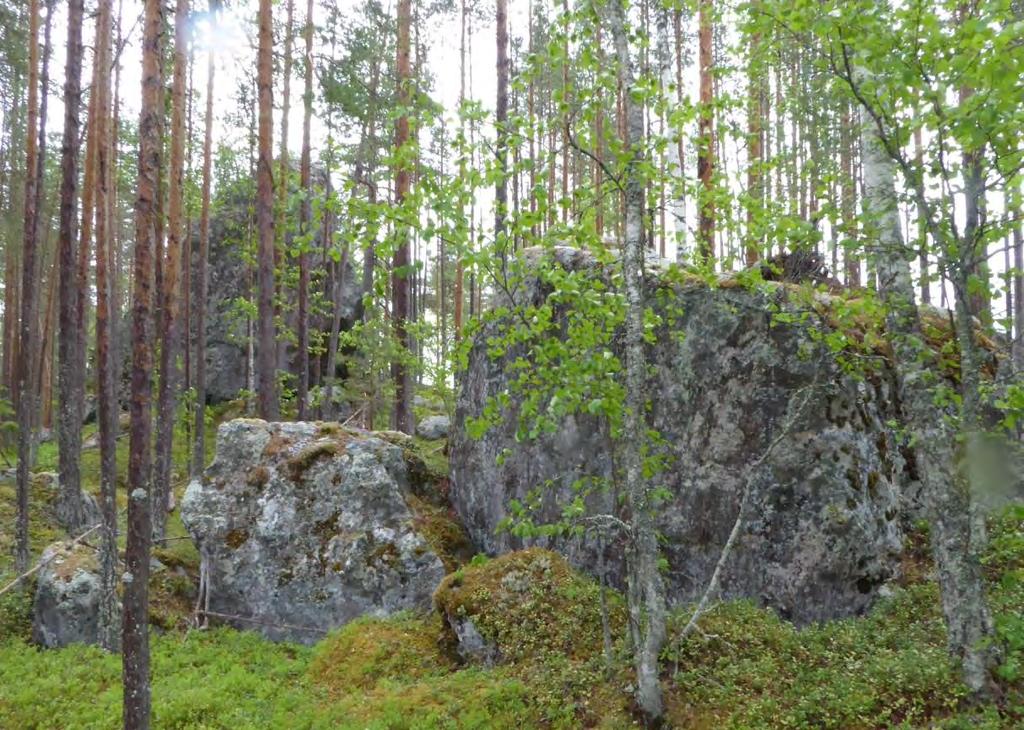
[256,0,278,420]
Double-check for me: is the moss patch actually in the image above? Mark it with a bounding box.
[406,494,474,572]
[434,548,625,665]
[310,613,454,693]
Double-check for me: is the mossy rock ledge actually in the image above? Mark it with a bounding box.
[454,246,920,625]
[181,419,454,643]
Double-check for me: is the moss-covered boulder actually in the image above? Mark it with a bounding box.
[433,549,625,666]
[181,420,456,643]
[32,541,109,648]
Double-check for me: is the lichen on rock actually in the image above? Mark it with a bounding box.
[181,419,456,643]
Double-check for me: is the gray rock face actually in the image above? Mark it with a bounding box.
[181,419,446,643]
[416,415,450,440]
[33,542,105,648]
[196,188,361,404]
[451,249,909,624]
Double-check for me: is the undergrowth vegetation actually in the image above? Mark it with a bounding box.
[0,400,1021,728]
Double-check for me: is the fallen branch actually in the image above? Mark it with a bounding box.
[0,519,106,599]
[195,608,326,636]
[672,379,824,658]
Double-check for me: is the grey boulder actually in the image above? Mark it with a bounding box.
[32,542,108,648]
[451,248,908,624]
[416,415,451,440]
[181,419,447,643]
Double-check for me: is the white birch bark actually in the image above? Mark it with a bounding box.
[857,67,999,698]
[600,0,667,721]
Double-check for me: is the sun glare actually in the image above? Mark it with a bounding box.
[192,6,249,57]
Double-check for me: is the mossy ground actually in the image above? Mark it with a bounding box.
[1,399,1021,728]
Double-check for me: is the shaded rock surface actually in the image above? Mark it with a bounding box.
[181,420,447,643]
[195,185,361,404]
[451,248,910,624]
[32,541,108,648]
[416,415,450,440]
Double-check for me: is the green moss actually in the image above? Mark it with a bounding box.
[434,548,625,665]
[285,440,341,482]
[310,613,454,692]
[405,494,474,572]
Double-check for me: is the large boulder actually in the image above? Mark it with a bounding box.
[195,184,361,404]
[181,420,447,643]
[32,542,104,648]
[451,248,910,624]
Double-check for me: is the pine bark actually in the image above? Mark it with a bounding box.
[14,0,45,574]
[391,0,414,434]
[123,0,163,724]
[93,0,119,653]
[256,0,278,420]
[193,12,216,478]
[152,0,190,542]
[296,0,313,421]
[56,0,91,533]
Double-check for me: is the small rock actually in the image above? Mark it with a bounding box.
[416,415,450,440]
[33,542,115,648]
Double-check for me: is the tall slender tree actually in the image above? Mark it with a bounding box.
[296,0,314,421]
[495,0,509,247]
[697,0,715,261]
[256,0,279,420]
[123,0,164,723]
[392,0,414,434]
[193,2,218,477]
[600,0,667,721]
[93,0,119,652]
[14,0,43,575]
[153,0,190,542]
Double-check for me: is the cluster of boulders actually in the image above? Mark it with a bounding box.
[33,248,1019,649]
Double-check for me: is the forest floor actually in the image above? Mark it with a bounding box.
[0,406,1022,729]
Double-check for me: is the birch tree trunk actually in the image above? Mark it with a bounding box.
[655,4,685,253]
[857,68,1000,700]
[601,0,667,721]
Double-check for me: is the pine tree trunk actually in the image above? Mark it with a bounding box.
[391,0,414,434]
[93,0,119,653]
[296,0,313,421]
[275,0,294,377]
[14,0,46,574]
[256,0,278,420]
[192,17,215,478]
[123,0,163,723]
[56,0,91,533]
[152,0,189,543]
